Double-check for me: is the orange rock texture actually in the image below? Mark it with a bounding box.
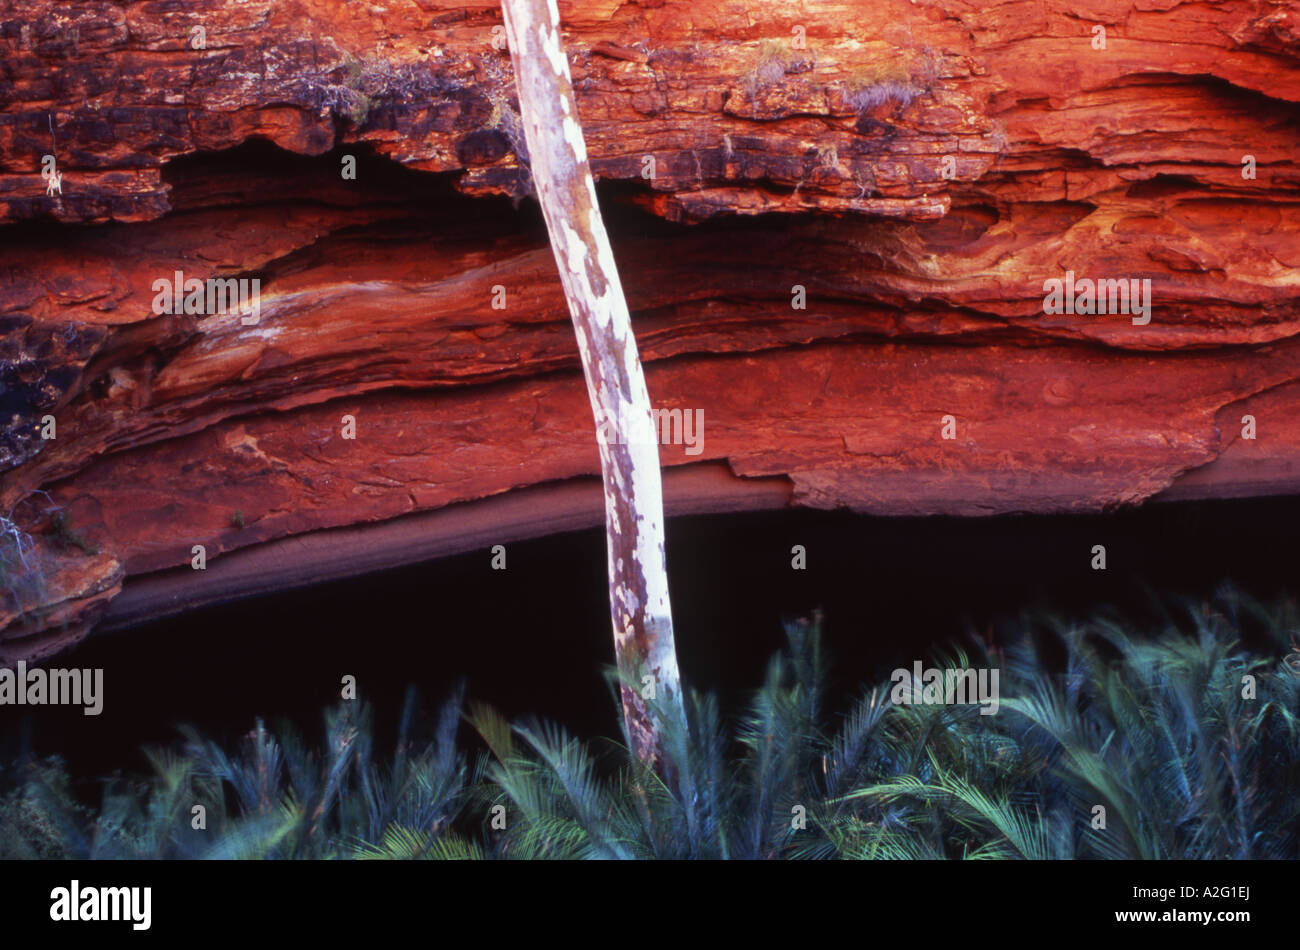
[1,0,1299,660]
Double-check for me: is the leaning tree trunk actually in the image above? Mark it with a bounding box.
[500,0,687,775]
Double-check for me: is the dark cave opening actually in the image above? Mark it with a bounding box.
[2,493,1296,792]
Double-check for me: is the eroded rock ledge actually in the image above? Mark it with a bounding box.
[2,0,1299,661]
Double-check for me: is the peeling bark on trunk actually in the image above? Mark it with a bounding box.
[500,0,686,772]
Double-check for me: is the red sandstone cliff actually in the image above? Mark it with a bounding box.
[2,0,1299,660]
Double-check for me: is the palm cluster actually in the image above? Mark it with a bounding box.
[3,588,1298,859]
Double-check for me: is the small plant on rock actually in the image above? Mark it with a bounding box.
[843,60,923,113]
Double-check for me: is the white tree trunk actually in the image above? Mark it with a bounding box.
[500,0,686,772]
